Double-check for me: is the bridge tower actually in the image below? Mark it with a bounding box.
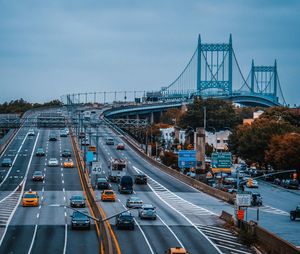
[196,34,233,95]
[250,60,278,100]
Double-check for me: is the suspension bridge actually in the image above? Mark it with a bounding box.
[62,34,286,107]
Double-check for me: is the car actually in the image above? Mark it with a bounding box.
[32,171,44,181]
[186,172,196,179]
[48,158,59,167]
[290,205,300,221]
[101,190,116,202]
[64,128,69,135]
[118,175,134,194]
[116,143,125,150]
[1,158,12,167]
[22,190,39,207]
[60,130,67,137]
[61,149,71,157]
[63,158,74,168]
[78,132,86,139]
[96,178,110,190]
[115,211,134,230]
[126,196,143,209]
[283,179,299,190]
[35,147,45,156]
[70,195,86,208]
[81,138,89,146]
[134,173,147,184]
[49,133,57,141]
[28,129,35,136]
[105,137,114,145]
[251,192,262,206]
[139,204,157,220]
[246,179,258,188]
[165,247,189,254]
[219,184,234,192]
[71,210,90,229]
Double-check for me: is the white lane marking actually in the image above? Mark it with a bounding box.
[27,225,38,254]
[36,213,39,219]
[63,188,65,193]
[0,132,40,248]
[0,133,28,187]
[215,244,253,254]
[62,180,64,184]
[132,165,222,254]
[156,214,185,248]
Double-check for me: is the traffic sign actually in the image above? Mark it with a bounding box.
[236,191,251,207]
[178,150,196,169]
[86,151,94,162]
[211,152,232,169]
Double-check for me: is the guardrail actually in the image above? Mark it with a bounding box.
[69,129,118,254]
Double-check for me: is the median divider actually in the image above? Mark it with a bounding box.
[70,130,120,254]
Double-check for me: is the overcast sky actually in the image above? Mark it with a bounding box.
[0,0,299,105]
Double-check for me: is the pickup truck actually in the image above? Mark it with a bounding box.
[290,205,300,221]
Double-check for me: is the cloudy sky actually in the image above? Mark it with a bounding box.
[0,0,299,105]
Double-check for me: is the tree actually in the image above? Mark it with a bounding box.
[228,118,298,167]
[179,97,239,131]
[160,108,183,125]
[265,133,300,176]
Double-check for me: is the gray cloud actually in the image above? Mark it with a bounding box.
[0,0,299,105]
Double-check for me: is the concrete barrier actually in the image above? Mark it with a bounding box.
[232,218,300,254]
[220,210,234,226]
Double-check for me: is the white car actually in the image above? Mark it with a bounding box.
[28,129,35,136]
[48,158,59,167]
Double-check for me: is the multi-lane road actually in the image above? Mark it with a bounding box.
[0,108,299,253]
[0,114,99,254]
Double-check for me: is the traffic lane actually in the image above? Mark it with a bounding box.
[98,127,197,193]
[247,208,300,247]
[0,225,35,254]
[0,132,38,191]
[171,225,220,254]
[66,225,99,254]
[31,225,65,254]
[253,181,300,212]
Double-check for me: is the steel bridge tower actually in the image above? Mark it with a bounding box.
[197,34,233,95]
[250,60,278,101]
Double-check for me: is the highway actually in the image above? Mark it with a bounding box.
[1,109,299,253]
[0,113,99,254]
[89,123,256,254]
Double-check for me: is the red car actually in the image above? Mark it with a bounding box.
[116,143,125,150]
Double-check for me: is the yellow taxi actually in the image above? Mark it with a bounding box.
[22,190,39,207]
[63,158,74,168]
[166,247,188,254]
[101,190,116,202]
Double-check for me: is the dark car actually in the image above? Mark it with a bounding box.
[290,205,300,221]
[115,211,134,230]
[35,148,45,157]
[60,130,67,137]
[118,176,133,194]
[61,149,72,158]
[96,178,110,190]
[32,171,44,181]
[1,158,12,167]
[78,132,86,139]
[251,192,262,206]
[71,210,90,229]
[283,179,299,190]
[134,174,147,184]
[70,195,86,208]
[49,133,57,141]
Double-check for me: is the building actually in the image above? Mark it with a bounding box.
[243,110,264,125]
[206,130,231,151]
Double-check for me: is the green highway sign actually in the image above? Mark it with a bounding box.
[211,152,232,168]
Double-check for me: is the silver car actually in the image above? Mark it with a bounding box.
[48,158,59,167]
[139,204,157,220]
[126,196,143,209]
